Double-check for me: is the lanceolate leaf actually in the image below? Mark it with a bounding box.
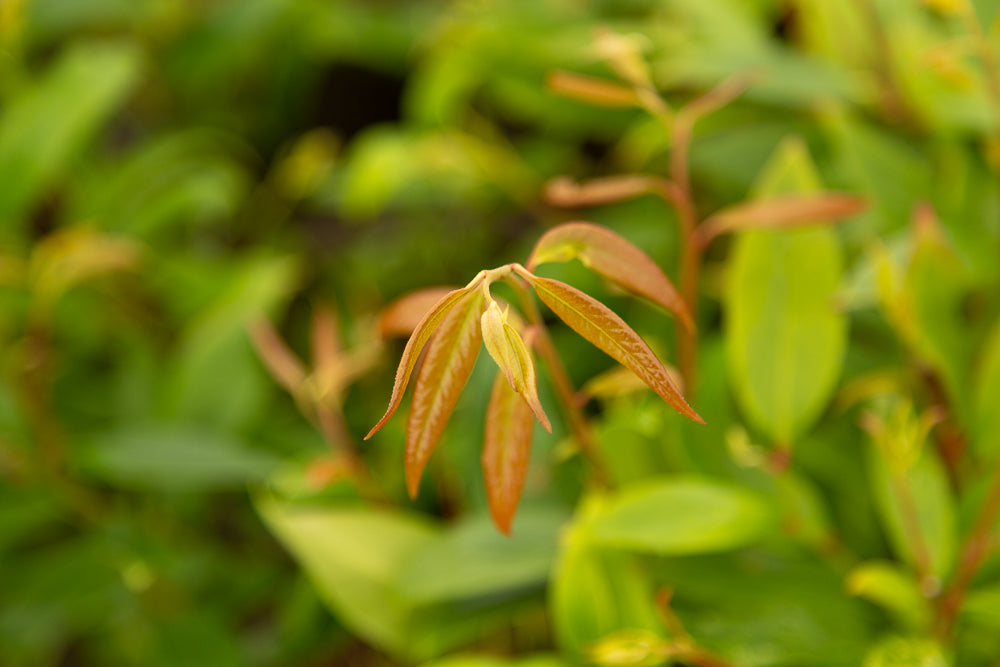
[520,272,702,424]
[482,372,536,535]
[405,291,486,498]
[481,300,552,432]
[527,222,693,331]
[379,287,456,338]
[366,275,485,440]
[697,193,867,248]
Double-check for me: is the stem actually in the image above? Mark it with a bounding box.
[506,275,613,489]
[936,457,1000,638]
[660,74,752,395]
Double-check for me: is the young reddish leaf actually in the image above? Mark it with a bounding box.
[519,271,703,424]
[526,222,693,332]
[481,301,552,433]
[697,194,867,248]
[545,175,662,208]
[366,275,485,440]
[404,291,486,498]
[482,371,535,535]
[248,319,306,394]
[378,287,456,338]
[546,70,641,108]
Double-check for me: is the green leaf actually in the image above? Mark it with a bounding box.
[480,299,551,432]
[586,477,773,555]
[551,498,664,657]
[724,137,847,444]
[862,636,950,667]
[397,507,567,606]
[255,496,437,660]
[847,561,932,632]
[962,582,1000,628]
[867,424,956,581]
[653,549,873,666]
[0,42,141,230]
[164,254,300,430]
[75,426,279,491]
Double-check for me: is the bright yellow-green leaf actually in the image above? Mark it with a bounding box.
[847,561,932,632]
[724,137,847,443]
[551,496,664,657]
[974,319,1000,456]
[480,300,551,432]
[586,477,773,554]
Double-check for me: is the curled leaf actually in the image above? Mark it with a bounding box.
[378,287,456,338]
[481,300,552,432]
[697,193,867,248]
[482,372,535,535]
[518,271,702,424]
[527,222,693,331]
[366,274,485,440]
[405,291,486,498]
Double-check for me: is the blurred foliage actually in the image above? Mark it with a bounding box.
[3,0,1000,665]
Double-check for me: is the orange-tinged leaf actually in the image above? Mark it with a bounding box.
[521,272,703,424]
[697,194,867,248]
[546,70,641,108]
[482,372,535,535]
[378,287,456,338]
[544,175,660,208]
[527,222,693,331]
[366,274,485,440]
[404,291,486,498]
[248,319,306,394]
[481,301,552,432]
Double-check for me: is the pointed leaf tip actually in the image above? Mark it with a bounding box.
[482,372,535,535]
[481,300,552,433]
[404,292,485,498]
[366,279,484,440]
[527,222,693,332]
[525,274,703,424]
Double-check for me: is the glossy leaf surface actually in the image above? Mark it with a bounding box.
[398,507,567,605]
[522,272,702,423]
[481,372,536,534]
[551,497,663,657]
[527,222,692,331]
[480,300,551,431]
[586,477,773,554]
[367,277,483,440]
[405,291,485,498]
[724,138,847,443]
